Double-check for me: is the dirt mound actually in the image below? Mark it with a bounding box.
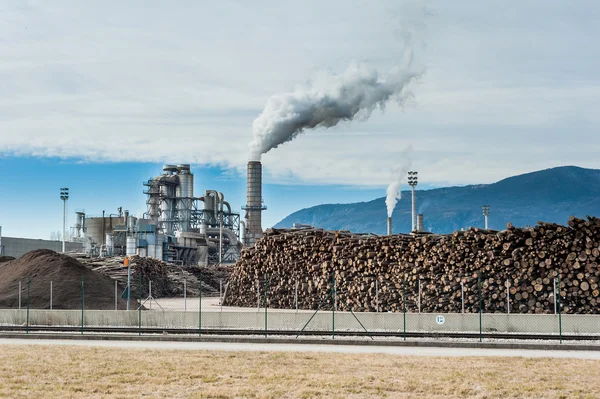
[0,249,129,310]
[0,256,15,263]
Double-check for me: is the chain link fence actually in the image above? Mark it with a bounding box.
[0,271,596,343]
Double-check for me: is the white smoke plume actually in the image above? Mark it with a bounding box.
[248,2,429,161]
[385,151,412,217]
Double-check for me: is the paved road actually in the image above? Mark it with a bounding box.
[1,338,599,359]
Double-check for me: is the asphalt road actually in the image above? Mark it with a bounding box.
[1,338,600,359]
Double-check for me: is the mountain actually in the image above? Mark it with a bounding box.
[274,166,600,234]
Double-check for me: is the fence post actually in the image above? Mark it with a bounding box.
[375,278,379,313]
[115,280,117,311]
[18,280,21,310]
[558,274,562,344]
[553,278,557,315]
[257,280,260,311]
[332,272,335,339]
[26,277,30,334]
[418,279,422,314]
[478,273,482,342]
[295,280,299,312]
[138,273,142,336]
[506,279,510,314]
[81,275,85,335]
[199,271,202,336]
[403,278,407,341]
[461,280,465,314]
[184,280,187,312]
[50,281,53,310]
[264,273,269,338]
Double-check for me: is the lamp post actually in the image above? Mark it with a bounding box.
[482,205,490,230]
[60,188,69,252]
[407,171,418,232]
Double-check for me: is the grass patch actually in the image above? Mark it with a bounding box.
[0,344,596,398]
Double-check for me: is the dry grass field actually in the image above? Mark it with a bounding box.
[0,344,598,398]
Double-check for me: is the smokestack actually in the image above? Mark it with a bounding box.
[387,217,392,236]
[417,214,424,232]
[245,161,266,246]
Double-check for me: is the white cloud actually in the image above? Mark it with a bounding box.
[1,0,599,187]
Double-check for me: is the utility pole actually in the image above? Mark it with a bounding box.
[482,205,490,230]
[407,171,418,232]
[60,188,69,252]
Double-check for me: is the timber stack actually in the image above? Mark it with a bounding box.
[224,216,600,314]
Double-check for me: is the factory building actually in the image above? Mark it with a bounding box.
[0,226,83,258]
[79,164,243,266]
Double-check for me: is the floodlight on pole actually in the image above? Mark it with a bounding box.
[482,205,490,230]
[60,188,69,252]
[407,171,418,232]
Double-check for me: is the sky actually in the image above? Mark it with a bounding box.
[1,0,599,238]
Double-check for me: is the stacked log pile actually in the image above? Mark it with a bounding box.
[224,217,600,314]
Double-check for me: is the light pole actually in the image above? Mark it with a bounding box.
[482,205,490,230]
[407,171,418,232]
[60,188,69,252]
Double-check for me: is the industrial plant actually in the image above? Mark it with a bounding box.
[57,161,267,267]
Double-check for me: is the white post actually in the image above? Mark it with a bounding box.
[375,279,379,313]
[461,280,465,314]
[50,281,53,310]
[184,280,187,312]
[18,281,21,310]
[418,279,422,314]
[149,280,152,310]
[553,278,557,315]
[257,281,260,311]
[506,279,510,314]
[115,280,117,310]
[411,186,416,232]
[62,199,66,253]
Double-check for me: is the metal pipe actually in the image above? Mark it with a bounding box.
[184,280,187,312]
[18,280,21,310]
[553,278,557,315]
[376,279,379,312]
[115,280,117,310]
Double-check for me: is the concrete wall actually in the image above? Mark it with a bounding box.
[0,309,598,335]
[0,237,84,258]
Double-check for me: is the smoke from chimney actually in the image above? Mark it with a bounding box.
[248,2,429,161]
[385,151,412,218]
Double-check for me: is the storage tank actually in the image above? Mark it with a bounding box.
[105,234,113,255]
[126,236,136,256]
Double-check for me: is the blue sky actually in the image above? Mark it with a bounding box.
[1,1,599,238]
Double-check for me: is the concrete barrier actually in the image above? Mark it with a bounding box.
[0,309,598,335]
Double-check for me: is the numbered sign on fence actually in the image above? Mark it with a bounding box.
[436,315,445,325]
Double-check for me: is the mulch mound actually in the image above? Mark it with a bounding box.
[0,249,129,310]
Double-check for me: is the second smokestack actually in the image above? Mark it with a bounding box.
[387,217,392,236]
[417,214,424,232]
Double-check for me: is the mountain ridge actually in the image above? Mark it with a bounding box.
[274,166,600,234]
